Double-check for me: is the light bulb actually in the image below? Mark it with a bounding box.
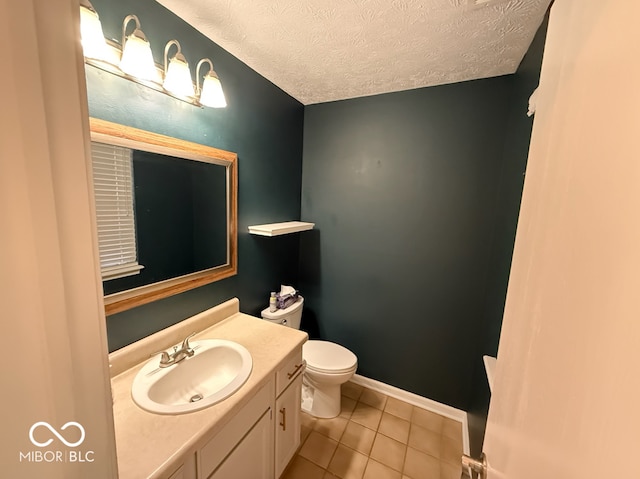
[200,73,227,108]
[79,1,109,61]
[163,40,195,98]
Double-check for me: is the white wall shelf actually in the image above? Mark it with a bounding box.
[248,221,315,237]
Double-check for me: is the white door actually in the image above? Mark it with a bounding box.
[2,0,118,477]
[481,0,640,478]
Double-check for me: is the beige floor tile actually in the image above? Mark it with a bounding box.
[440,435,462,466]
[403,447,440,479]
[301,424,313,444]
[441,417,462,443]
[407,424,441,458]
[340,421,376,455]
[281,455,326,479]
[340,396,357,419]
[296,394,462,479]
[363,459,403,479]
[351,402,383,430]
[379,412,410,444]
[370,433,407,472]
[327,444,368,479]
[314,416,349,442]
[411,407,444,434]
[299,431,339,469]
[342,382,364,400]
[359,388,388,410]
[440,461,463,479]
[302,412,318,430]
[384,397,413,421]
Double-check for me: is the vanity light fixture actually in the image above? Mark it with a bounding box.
[120,14,160,84]
[163,40,195,99]
[196,59,227,108]
[79,0,110,62]
[79,4,226,108]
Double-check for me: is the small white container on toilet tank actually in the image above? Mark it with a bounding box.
[261,296,358,418]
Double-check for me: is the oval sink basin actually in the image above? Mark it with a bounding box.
[131,339,252,415]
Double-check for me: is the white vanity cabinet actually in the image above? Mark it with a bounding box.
[274,351,305,478]
[110,305,309,479]
[208,410,273,479]
[275,375,302,477]
[196,347,305,479]
[167,467,184,479]
[198,380,274,479]
[167,464,189,479]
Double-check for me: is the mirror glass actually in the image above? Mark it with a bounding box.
[90,118,237,315]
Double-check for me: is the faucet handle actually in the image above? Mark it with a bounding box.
[181,332,196,352]
[151,350,171,366]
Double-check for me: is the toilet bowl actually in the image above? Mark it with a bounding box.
[302,340,357,418]
[261,296,358,418]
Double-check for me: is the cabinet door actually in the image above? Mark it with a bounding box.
[208,409,274,479]
[275,373,302,478]
[167,465,184,479]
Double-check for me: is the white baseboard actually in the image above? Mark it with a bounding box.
[349,374,470,455]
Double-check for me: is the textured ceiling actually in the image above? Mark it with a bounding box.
[156,0,551,105]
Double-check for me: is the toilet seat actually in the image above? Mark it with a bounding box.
[303,340,357,375]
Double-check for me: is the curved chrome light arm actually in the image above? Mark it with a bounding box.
[164,39,184,75]
[196,58,215,95]
[122,14,143,47]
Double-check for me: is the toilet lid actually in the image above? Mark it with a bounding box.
[303,340,357,374]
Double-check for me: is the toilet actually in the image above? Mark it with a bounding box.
[261,296,357,418]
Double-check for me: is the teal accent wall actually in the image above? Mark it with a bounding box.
[299,79,511,410]
[87,0,304,351]
[298,18,547,414]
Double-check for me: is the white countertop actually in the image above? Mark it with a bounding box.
[109,299,307,479]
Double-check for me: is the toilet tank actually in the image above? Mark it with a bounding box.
[260,296,304,329]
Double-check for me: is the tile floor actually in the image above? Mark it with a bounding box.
[281,381,464,479]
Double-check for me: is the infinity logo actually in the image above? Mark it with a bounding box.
[29,422,86,448]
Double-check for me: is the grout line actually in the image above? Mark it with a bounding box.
[400,425,409,477]
[349,374,470,456]
[324,436,339,477]
[294,392,462,479]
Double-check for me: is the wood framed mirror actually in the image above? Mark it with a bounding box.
[89,118,237,315]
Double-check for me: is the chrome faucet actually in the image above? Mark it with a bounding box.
[153,333,196,368]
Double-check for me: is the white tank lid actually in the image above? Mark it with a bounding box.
[303,340,357,374]
[261,296,304,320]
